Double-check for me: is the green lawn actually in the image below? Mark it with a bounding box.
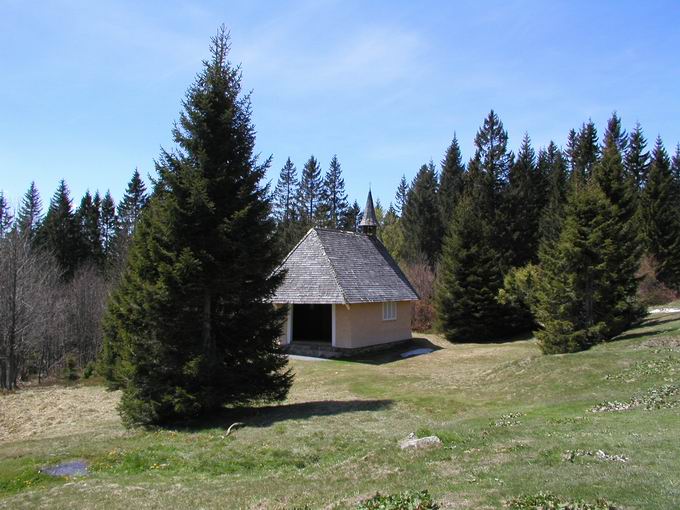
[1,311,679,509]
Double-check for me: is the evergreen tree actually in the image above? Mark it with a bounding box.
[117,169,148,237]
[467,110,512,209]
[297,155,322,225]
[535,183,629,353]
[436,194,505,341]
[100,191,117,263]
[77,191,103,267]
[0,192,13,237]
[401,161,442,265]
[602,112,627,154]
[37,180,83,279]
[395,174,409,216]
[438,134,466,226]
[538,142,568,245]
[272,158,304,252]
[641,138,680,291]
[342,200,361,232]
[502,133,545,267]
[273,158,298,224]
[625,123,650,191]
[671,144,680,202]
[16,181,42,238]
[102,28,292,426]
[591,115,642,333]
[319,155,348,228]
[570,121,600,183]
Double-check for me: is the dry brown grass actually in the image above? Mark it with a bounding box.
[0,386,121,444]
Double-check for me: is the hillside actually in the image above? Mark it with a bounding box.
[1,310,679,509]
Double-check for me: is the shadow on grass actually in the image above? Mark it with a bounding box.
[341,337,442,365]
[175,399,394,431]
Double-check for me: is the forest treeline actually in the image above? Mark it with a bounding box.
[0,171,148,389]
[270,112,680,350]
[3,110,680,386]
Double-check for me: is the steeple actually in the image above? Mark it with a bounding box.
[359,189,378,236]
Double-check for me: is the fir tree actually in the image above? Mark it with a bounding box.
[0,192,13,237]
[671,144,680,202]
[502,133,545,267]
[319,155,348,228]
[395,174,409,216]
[297,155,322,226]
[641,138,680,291]
[438,134,466,226]
[625,123,650,191]
[570,121,600,183]
[436,194,505,341]
[76,191,103,267]
[467,110,512,208]
[401,161,442,265]
[343,200,361,232]
[102,28,292,425]
[100,191,117,262]
[273,158,298,224]
[591,115,642,333]
[538,142,569,245]
[117,169,148,237]
[272,158,304,252]
[37,180,83,279]
[535,183,629,353]
[16,181,42,238]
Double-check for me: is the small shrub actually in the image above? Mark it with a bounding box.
[63,355,79,382]
[357,490,438,510]
[404,262,436,332]
[506,492,619,509]
[83,362,95,379]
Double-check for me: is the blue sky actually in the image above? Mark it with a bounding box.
[1,0,679,210]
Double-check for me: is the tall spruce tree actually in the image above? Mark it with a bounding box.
[625,123,650,191]
[535,183,629,353]
[100,191,117,264]
[591,114,642,333]
[641,138,680,291]
[77,191,103,267]
[272,158,304,251]
[319,155,348,228]
[538,142,568,245]
[343,200,361,232]
[117,169,148,237]
[102,28,292,426]
[0,193,13,237]
[671,144,680,202]
[502,133,545,267]
[273,158,298,224]
[297,155,322,226]
[570,121,600,183]
[395,174,409,216]
[401,161,442,265]
[16,181,42,238]
[438,134,466,226]
[37,180,83,279]
[436,193,505,341]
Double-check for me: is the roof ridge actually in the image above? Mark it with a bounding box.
[317,230,349,305]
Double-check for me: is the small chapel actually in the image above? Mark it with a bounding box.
[273,191,419,356]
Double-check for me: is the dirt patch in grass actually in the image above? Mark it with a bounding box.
[639,336,680,351]
[0,386,121,443]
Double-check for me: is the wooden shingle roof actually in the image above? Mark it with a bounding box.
[272,228,419,304]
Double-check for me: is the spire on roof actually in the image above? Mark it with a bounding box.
[359,189,378,235]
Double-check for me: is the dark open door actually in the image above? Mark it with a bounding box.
[292,304,332,343]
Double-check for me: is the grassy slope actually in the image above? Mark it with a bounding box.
[1,312,679,509]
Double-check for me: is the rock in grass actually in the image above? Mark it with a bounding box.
[399,432,442,450]
[40,460,89,477]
